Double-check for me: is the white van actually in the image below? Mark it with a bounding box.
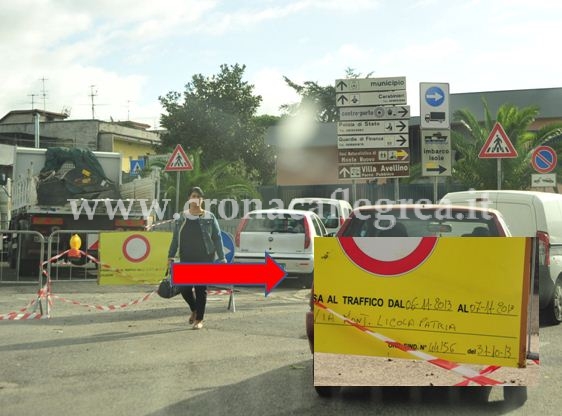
[440,190,562,324]
[288,197,352,235]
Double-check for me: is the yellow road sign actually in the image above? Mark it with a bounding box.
[98,231,172,285]
[314,237,531,368]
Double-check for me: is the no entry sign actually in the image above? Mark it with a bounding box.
[531,146,557,173]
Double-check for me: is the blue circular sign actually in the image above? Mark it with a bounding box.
[425,86,445,107]
[532,146,558,174]
[221,231,235,263]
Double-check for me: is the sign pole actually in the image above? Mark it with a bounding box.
[176,171,180,214]
[433,176,438,203]
[497,159,502,190]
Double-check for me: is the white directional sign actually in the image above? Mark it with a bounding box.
[338,163,410,179]
[337,90,407,107]
[420,83,450,129]
[335,77,406,92]
[339,105,409,121]
[338,148,409,164]
[337,120,408,135]
[421,129,452,176]
[337,134,409,149]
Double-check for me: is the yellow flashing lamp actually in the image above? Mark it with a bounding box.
[68,234,82,258]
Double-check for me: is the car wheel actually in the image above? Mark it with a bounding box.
[314,386,341,398]
[503,386,527,408]
[546,279,562,325]
[301,272,313,289]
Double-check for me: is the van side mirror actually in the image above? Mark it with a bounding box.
[0,173,7,186]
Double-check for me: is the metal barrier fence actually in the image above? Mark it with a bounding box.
[46,229,103,281]
[0,229,44,289]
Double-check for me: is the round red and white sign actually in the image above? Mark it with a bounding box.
[339,237,438,276]
[122,234,151,263]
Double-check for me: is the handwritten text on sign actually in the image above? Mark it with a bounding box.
[314,237,530,368]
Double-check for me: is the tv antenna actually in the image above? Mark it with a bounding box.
[39,77,48,110]
[89,85,98,119]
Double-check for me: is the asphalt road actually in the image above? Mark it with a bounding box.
[0,280,558,416]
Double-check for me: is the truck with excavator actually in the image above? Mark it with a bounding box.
[4,147,159,276]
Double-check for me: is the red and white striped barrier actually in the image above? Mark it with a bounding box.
[315,301,508,386]
[52,291,155,311]
[2,248,235,320]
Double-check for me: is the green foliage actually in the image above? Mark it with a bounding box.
[280,68,374,122]
[158,63,275,185]
[452,100,562,189]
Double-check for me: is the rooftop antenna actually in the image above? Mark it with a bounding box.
[89,85,98,119]
[39,77,48,110]
[127,100,131,121]
[28,93,37,109]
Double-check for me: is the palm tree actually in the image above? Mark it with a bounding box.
[144,148,261,218]
[452,101,562,189]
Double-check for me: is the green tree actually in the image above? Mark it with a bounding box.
[280,68,374,122]
[452,101,562,189]
[158,64,275,185]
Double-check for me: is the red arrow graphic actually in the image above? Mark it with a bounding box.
[171,254,287,295]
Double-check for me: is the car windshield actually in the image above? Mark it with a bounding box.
[291,202,339,228]
[340,207,501,237]
[245,213,306,233]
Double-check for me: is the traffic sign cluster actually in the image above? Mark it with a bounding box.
[335,77,410,180]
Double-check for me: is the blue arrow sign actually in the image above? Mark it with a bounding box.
[425,86,445,107]
[221,231,235,263]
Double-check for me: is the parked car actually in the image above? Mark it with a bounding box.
[441,190,562,325]
[306,204,527,406]
[288,197,352,235]
[234,209,328,288]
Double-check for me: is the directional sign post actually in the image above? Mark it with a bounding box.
[421,130,452,177]
[335,77,410,187]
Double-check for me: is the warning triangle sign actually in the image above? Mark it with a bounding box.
[479,122,518,159]
[165,144,193,171]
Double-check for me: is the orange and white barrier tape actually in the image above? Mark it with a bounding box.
[52,291,155,311]
[315,301,507,386]
[0,283,50,320]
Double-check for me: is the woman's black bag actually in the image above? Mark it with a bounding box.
[157,269,180,298]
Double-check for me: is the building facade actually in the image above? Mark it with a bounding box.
[0,110,161,173]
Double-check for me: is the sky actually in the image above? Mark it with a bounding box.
[1,0,561,129]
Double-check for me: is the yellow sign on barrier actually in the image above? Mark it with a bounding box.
[314,237,531,368]
[98,232,172,285]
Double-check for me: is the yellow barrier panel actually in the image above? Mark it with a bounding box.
[98,231,172,285]
[314,237,531,368]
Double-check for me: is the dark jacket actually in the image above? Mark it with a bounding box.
[168,210,226,262]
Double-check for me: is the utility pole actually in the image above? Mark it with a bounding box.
[89,85,97,119]
[39,77,48,110]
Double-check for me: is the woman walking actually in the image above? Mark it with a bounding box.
[168,187,226,329]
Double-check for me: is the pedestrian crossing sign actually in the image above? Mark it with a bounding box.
[165,144,193,171]
[130,159,145,176]
[479,122,518,159]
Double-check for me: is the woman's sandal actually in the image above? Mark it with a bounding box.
[189,312,196,325]
[192,321,203,330]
